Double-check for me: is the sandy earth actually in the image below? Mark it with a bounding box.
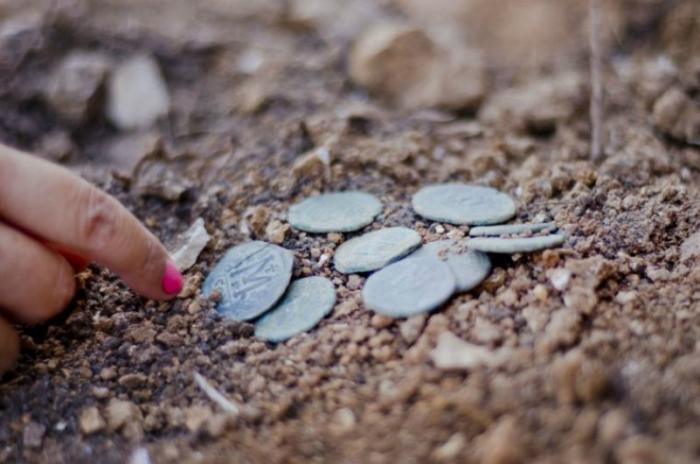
[0,1,699,463]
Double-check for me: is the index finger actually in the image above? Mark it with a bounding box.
[0,145,182,300]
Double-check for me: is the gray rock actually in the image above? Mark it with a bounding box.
[334,227,421,274]
[203,241,294,321]
[467,234,565,253]
[288,191,382,233]
[469,222,556,237]
[412,183,516,225]
[362,255,456,318]
[43,51,111,124]
[254,276,336,342]
[410,240,491,292]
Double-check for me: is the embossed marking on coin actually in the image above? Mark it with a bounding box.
[202,241,294,321]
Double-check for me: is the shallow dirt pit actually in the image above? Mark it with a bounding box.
[0,1,699,463]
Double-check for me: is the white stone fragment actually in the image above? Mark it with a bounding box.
[430,332,509,370]
[171,218,210,271]
[107,55,170,130]
[128,448,151,464]
[549,268,572,291]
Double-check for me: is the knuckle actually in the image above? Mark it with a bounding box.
[77,185,121,251]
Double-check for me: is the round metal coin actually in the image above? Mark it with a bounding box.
[254,276,336,342]
[467,234,565,253]
[288,191,382,233]
[469,222,556,237]
[202,241,294,321]
[410,240,491,292]
[334,227,422,274]
[362,254,456,318]
[412,183,516,225]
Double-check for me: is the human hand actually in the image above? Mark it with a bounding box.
[0,144,183,375]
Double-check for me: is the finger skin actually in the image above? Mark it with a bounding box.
[0,315,20,375]
[0,222,75,324]
[0,144,180,300]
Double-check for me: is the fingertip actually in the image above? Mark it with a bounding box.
[161,260,183,297]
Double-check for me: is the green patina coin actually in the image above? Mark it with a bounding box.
[410,240,491,292]
[362,255,456,318]
[467,234,565,253]
[288,191,382,233]
[469,222,556,237]
[254,276,336,342]
[202,241,294,321]
[412,183,516,225]
[334,227,422,274]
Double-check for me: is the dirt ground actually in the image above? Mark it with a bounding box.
[1,0,699,463]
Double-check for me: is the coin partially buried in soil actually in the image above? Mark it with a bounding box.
[288,191,383,233]
[412,183,516,225]
[334,226,422,274]
[362,254,456,318]
[254,276,336,342]
[202,241,294,321]
[410,240,491,293]
[467,234,565,253]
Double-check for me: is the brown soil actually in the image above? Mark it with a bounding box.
[1,1,699,463]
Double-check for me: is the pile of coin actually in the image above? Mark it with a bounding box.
[203,183,565,341]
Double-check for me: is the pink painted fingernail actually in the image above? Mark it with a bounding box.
[162,261,183,295]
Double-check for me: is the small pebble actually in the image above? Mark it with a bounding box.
[362,255,455,318]
[469,222,556,237]
[412,183,516,225]
[202,241,294,321]
[467,234,565,254]
[288,191,382,233]
[254,277,336,342]
[410,240,491,292]
[334,227,422,274]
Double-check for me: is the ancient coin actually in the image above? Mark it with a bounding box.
[288,191,382,233]
[467,234,565,253]
[362,255,456,318]
[202,241,294,321]
[412,183,516,225]
[410,240,491,292]
[469,222,556,237]
[334,227,422,274]
[254,276,336,342]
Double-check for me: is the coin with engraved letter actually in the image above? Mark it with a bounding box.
[202,241,294,321]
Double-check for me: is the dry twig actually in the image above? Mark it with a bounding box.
[589,0,604,160]
[193,371,241,415]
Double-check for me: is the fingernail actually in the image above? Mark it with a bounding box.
[162,261,183,295]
